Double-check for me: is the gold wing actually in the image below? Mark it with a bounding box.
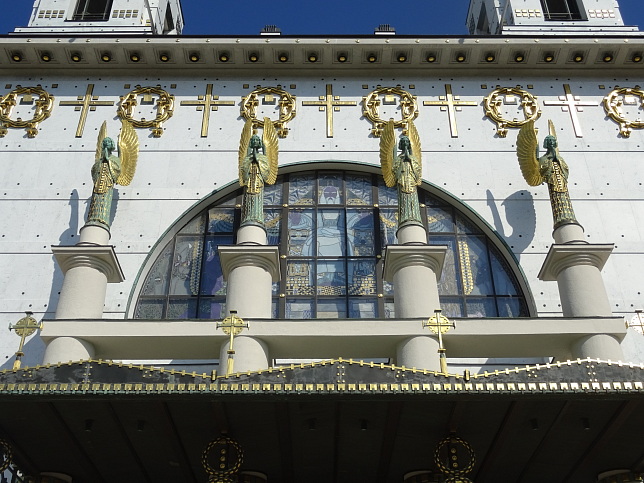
[516,119,543,186]
[116,120,139,186]
[407,120,422,184]
[95,121,108,162]
[238,118,253,184]
[380,120,396,188]
[263,117,279,185]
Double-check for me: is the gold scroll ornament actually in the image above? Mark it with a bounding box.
[117,85,174,137]
[483,86,541,137]
[0,86,54,138]
[362,86,418,137]
[241,86,296,138]
[603,86,644,138]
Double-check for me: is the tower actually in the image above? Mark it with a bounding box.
[14,0,183,35]
[467,0,635,35]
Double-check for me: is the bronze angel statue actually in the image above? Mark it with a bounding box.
[238,117,278,226]
[87,120,139,230]
[516,119,577,229]
[380,119,423,228]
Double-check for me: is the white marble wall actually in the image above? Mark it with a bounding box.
[1,71,643,367]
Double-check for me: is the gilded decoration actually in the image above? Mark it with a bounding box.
[302,84,357,137]
[603,86,644,137]
[423,84,477,138]
[483,86,541,137]
[202,434,243,482]
[363,86,418,137]
[0,86,54,138]
[0,439,12,473]
[241,86,296,138]
[542,84,598,138]
[117,85,174,137]
[434,435,476,482]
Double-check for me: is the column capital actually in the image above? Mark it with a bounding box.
[538,243,614,281]
[218,245,281,282]
[52,245,125,283]
[383,244,448,282]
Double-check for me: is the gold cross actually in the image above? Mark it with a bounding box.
[59,84,115,137]
[423,84,478,138]
[302,84,357,137]
[9,311,43,370]
[217,311,249,376]
[180,84,235,137]
[423,309,455,374]
[543,84,598,138]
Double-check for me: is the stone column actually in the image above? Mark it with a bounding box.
[384,224,447,371]
[539,223,623,361]
[218,225,279,372]
[42,224,124,364]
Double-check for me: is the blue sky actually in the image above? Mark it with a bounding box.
[1,0,642,36]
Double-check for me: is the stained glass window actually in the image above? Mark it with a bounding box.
[133,170,530,319]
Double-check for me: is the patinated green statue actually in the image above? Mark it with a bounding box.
[380,119,423,228]
[238,118,278,226]
[87,120,138,229]
[516,120,577,229]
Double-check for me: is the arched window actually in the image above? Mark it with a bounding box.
[131,169,532,320]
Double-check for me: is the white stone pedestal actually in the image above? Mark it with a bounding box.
[43,224,124,364]
[218,244,280,372]
[383,244,447,371]
[539,225,622,361]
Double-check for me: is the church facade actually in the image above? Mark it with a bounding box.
[0,0,643,481]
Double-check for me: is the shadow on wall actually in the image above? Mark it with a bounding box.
[486,189,536,259]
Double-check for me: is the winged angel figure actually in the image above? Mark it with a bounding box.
[238,118,278,226]
[516,120,577,229]
[380,119,423,228]
[87,120,139,229]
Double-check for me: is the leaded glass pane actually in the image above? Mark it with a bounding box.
[431,236,462,295]
[318,173,343,205]
[141,242,172,296]
[167,298,197,319]
[427,206,454,233]
[317,260,346,295]
[264,182,283,205]
[349,298,377,318]
[348,210,375,256]
[346,175,372,206]
[198,299,226,319]
[135,299,164,319]
[287,209,314,256]
[208,209,235,233]
[179,214,206,234]
[379,208,398,249]
[317,210,345,256]
[383,281,394,296]
[378,180,398,206]
[497,298,528,317]
[456,214,483,234]
[489,246,519,295]
[200,235,231,295]
[289,174,315,205]
[466,298,498,317]
[440,297,464,318]
[384,302,395,318]
[265,209,282,246]
[286,261,315,295]
[348,259,376,295]
[286,299,314,319]
[459,236,494,295]
[317,298,346,318]
[170,236,202,295]
[272,299,279,318]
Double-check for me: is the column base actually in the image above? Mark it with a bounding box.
[219,336,269,374]
[396,336,441,372]
[42,336,95,364]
